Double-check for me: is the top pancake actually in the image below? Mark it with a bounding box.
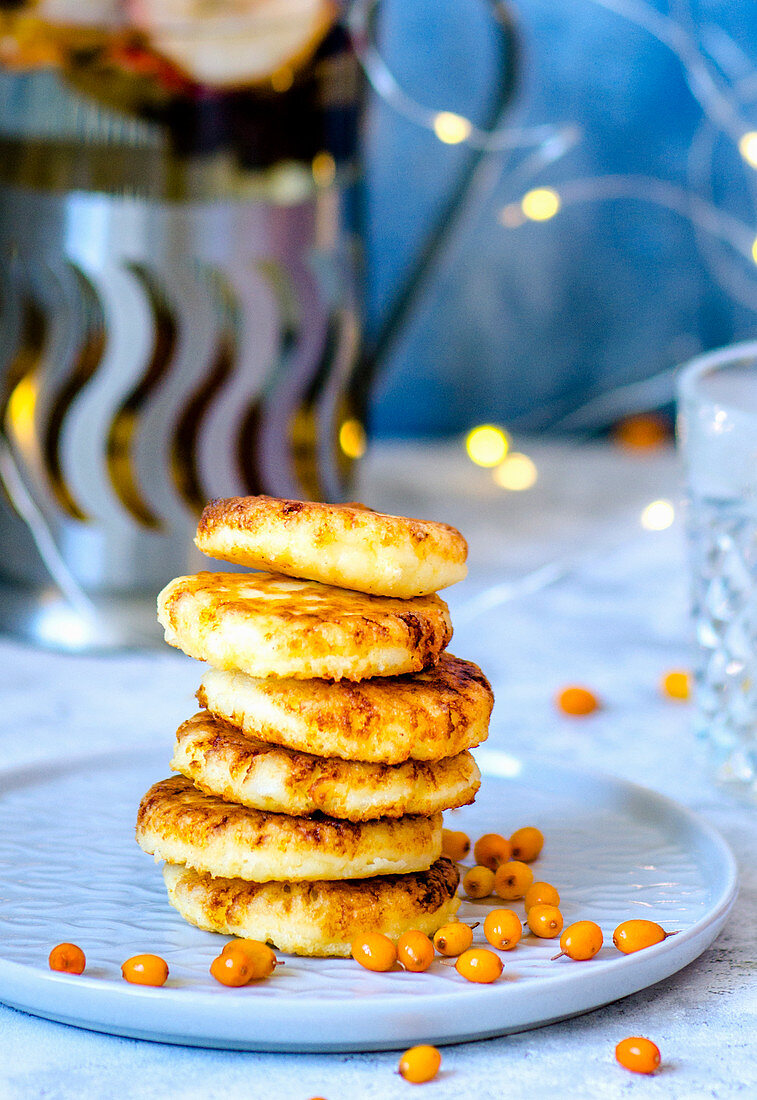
[157,571,452,680]
[195,496,468,598]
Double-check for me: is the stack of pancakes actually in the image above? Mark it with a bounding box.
[136,496,494,957]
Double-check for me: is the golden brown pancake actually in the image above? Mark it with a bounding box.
[157,571,452,680]
[197,652,492,763]
[171,711,481,821]
[163,857,461,956]
[195,495,468,598]
[136,776,442,881]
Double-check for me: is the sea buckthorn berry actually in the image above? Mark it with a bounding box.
[662,670,690,701]
[613,413,670,451]
[493,860,533,900]
[397,930,435,973]
[121,954,168,987]
[351,932,397,972]
[473,832,511,871]
[483,908,522,951]
[556,685,600,716]
[524,881,560,910]
[218,939,278,982]
[398,1045,441,1084]
[433,922,474,957]
[509,826,544,863]
[462,865,495,899]
[613,919,673,953]
[441,828,470,861]
[526,904,563,939]
[48,943,85,975]
[554,920,603,961]
[615,1036,661,1074]
[455,948,503,984]
[211,950,255,987]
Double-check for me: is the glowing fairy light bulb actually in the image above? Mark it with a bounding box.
[465,425,509,467]
[493,452,538,490]
[739,132,757,168]
[641,500,675,530]
[433,112,472,145]
[339,418,366,459]
[521,188,561,221]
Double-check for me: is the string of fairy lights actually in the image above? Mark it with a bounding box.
[349,0,755,529]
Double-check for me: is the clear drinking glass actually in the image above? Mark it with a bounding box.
[677,340,757,802]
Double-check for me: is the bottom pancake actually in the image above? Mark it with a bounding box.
[163,858,461,957]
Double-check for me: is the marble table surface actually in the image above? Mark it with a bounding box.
[0,440,754,1100]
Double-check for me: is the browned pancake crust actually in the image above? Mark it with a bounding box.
[157,571,452,680]
[163,857,460,956]
[171,711,481,820]
[136,776,442,881]
[197,652,492,763]
[195,495,468,598]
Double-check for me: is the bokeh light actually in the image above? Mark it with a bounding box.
[752,236,757,265]
[312,151,336,188]
[641,499,675,530]
[7,374,37,447]
[433,112,472,145]
[339,418,366,459]
[521,188,561,221]
[738,131,757,168]
[465,424,509,467]
[493,452,538,490]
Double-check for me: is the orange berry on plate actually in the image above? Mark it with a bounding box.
[473,832,511,871]
[351,932,397,972]
[612,413,670,451]
[455,948,503,984]
[433,922,473,957]
[615,1036,661,1074]
[398,1045,441,1083]
[509,826,544,862]
[493,860,533,900]
[556,686,600,716]
[211,951,255,987]
[397,930,435,973]
[613,919,672,953]
[121,954,168,987]
[218,939,278,982]
[441,828,470,861]
[555,920,603,960]
[483,908,522,951]
[462,865,495,899]
[524,881,560,910]
[526,904,563,939]
[48,943,85,975]
[662,670,690,701]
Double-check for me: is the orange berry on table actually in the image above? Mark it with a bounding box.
[555,920,603,960]
[221,939,278,980]
[351,932,397,972]
[433,922,474,957]
[462,865,495,899]
[612,412,670,451]
[524,881,560,910]
[48,943,85,975]
[397,930,435,973]
[613,919,672,953]
[662,670,690,701]
[473,832,511,871]
[455,948,503,984]
[527,904,564,939]
[483,908,522,951]
[398,1045,442,1084]
[615,1036,661,1074]
[441,828,470,861]
[509,826,544,863]
[493,860,534,900]
[121,954,168,987]
[556,685,600,716]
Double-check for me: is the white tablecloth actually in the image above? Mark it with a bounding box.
[1,441,754,1099]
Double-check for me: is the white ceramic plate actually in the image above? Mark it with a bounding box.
[0,747,737,1052]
